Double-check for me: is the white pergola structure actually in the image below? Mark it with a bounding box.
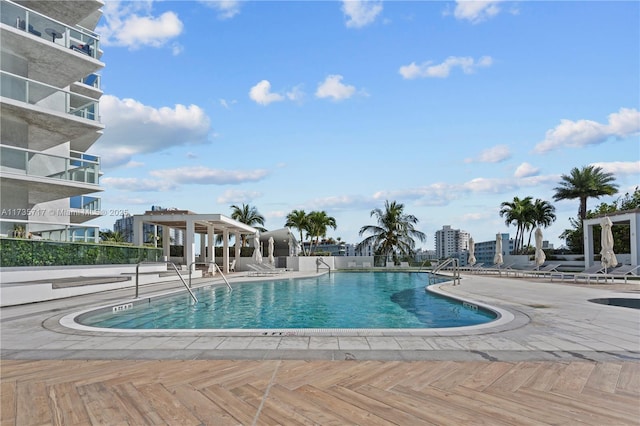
[132,210,257,272]
[583,209,640,268]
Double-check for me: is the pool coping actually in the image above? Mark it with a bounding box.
[57,275,518,337]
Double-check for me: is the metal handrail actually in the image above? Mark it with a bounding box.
[188,261,232,291]
[316,257,331,274]
[429,258,460,286]
[135,261,198,303]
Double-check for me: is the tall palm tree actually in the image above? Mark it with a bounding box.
[358,200,426,264]
[553,165,618,220]
[499,196,534,254]
[525,198,556,248]
[285,209,309,255]
[230,204,267,246]
[306,211,337,254]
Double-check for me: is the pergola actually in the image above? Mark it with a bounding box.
[582,209,640,268]
[132,210,257,272]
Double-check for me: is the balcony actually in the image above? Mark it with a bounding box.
[1,145,102,204]
[1,0,100,59]
[0,0,104,89]
[1,145,100,184]
[1,71,99,121]
[0,218,98,242]
[69,195,102,223]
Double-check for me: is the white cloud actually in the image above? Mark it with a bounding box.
[399,56,493,79]
[534,108,640,153]
[590,161,640,176]
[97,1,183,49]
[216,189,263,204]
[249,80,285,106]
[149,166,269,184]
[102,177,178,192]
[92,95,212,168]
[514,162,540,178]
[464,144,511,163]
[199,0,242,19]
[454,1,502,24]
[286,85,305,103]
[315,75,357,101]
[342,0,383,28]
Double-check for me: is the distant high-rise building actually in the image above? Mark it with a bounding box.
[1,0,105,241]
[435,225,469,259]
[114,206,184,245]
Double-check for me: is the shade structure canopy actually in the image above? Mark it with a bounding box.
[468,237,476,266]
[268,236,275,264]
[252,232,263,264]
[493,233,504,265]
[534,228,546,267]
[600,216,618,272]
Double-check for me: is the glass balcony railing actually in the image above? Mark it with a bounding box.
[70,195,101,212]
[0,145,100,185]
[80,73,101,89]
[0,71,100,121]
[1,0,100,59]
[0,219,98,242]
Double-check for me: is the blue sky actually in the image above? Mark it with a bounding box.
[90,0,640,250]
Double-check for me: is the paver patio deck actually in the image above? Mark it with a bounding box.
[1,271,639,424]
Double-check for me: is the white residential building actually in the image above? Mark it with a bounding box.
[1,0,105,242]
[435,225,469,259]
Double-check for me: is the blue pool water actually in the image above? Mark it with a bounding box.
[78,272,496,329]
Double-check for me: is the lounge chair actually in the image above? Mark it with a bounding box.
[229,259,236,273]
[554,264,605,283]
[518,263,561,278]
[347,261,357,268]
[460,263,484,272]
[247,264,276,276]
[362,262,372,268]
[604,264,640,284]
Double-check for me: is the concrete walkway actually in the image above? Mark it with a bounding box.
[1,272,639,362]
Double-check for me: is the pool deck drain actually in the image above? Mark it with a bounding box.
[1,272,639,362]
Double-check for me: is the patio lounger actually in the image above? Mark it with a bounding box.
[347,261,357,268]
[247,264,278,276]
[519,263,561,278]
[362,262,372,268]
[555,265,605,283]
[604,264,640,284]
[461,263,484,272]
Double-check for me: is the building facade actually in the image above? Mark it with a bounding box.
[474,233,514,266]
[1,0,105,241]
[114,206,185,245]
[435,225,470,259]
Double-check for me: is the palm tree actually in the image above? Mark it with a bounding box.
[100,230,126,244]
[230,204,267,246]
[553,165,618,220]
[358,200,426,265]
[306,211,337,254]
[285,209,309,255]
[525,199,557,248]
[499,196,534,254]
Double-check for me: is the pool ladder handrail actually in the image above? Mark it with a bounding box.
[188,261,232,291]
[429,258,460,286]
[135,260,198,303]
[316,257,331,274]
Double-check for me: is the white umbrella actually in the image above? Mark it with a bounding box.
[493,233,503,266]
[468,237,476,266]
[268,236,275,265]
[600,217,617,273]
[534,227,546,268]
[252,232,263,263]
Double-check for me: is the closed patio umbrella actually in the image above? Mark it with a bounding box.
[494,233,503,266]
[252,232,263,264]
[468,237,476,266]
[600,217,617,273]
[534,228,546,269]
[268,236,275,265]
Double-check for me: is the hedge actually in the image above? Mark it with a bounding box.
[0,238,162,267]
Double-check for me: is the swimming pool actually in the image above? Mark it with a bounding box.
[76,272,497,331]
